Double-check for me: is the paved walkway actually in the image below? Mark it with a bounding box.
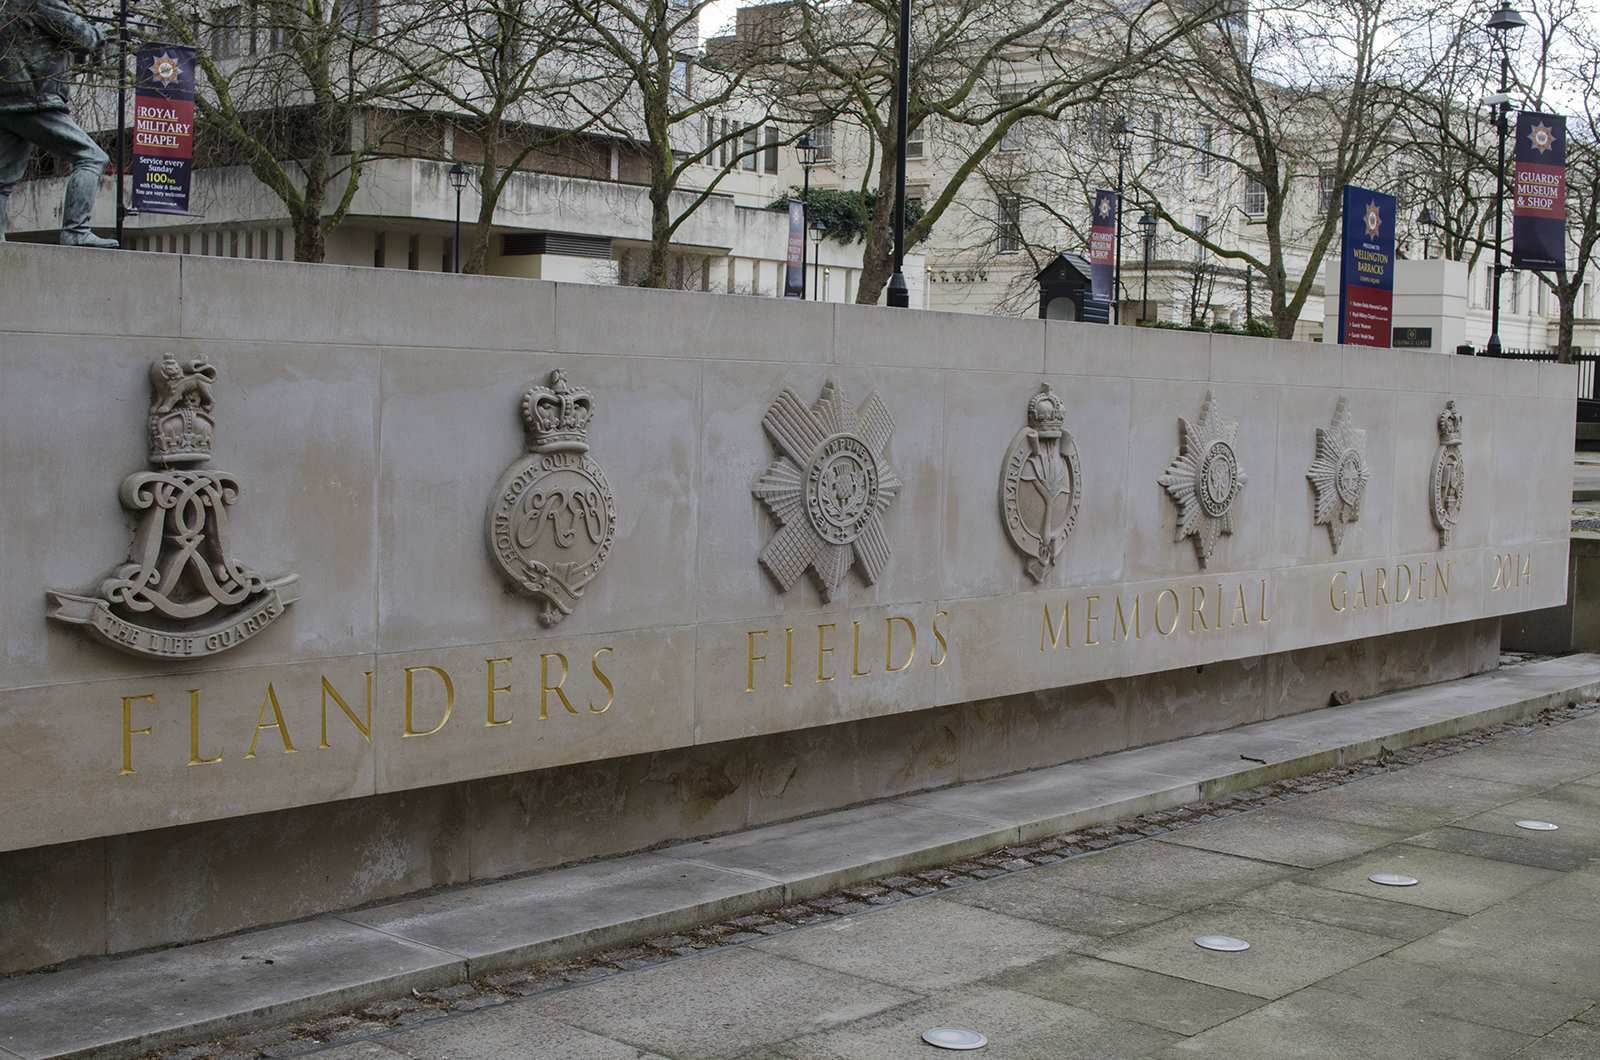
[301,703,1600,1059]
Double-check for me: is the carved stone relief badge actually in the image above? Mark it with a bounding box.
[1430,399,1466,548]
[487,370,617,625]
[1159,390,1247,568]
[752,378,902,602]
[1306,396,1372,553]
[46,354,299,658]
[1001,384,1082,582]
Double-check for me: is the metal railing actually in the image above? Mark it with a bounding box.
[1471,346,1600,401]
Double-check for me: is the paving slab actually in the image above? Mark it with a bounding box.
[1403,825,1597,872]
[519,946,918,1060]
[1148,985,1533,1060]
[753,982,1183,1060]
[747,897,1087,992]
[1508,1022,1600,1060]
[0,918,464,1060]
[346,1005,675,1060]
[1453,794,1600,850]
[938,876,1178,937]
[1152,805,1411,868]
[992,952,1266,1035]
[1264,765,1543,832]
[1315,956,1596,1037]
[1420,740,1600,787]
[1387,902,1600,989]
[1297,844,1561,915]
[1008,842,1301,911]
[1229,879,1463,940]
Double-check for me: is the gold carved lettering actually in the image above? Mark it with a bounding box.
[784,627,794,686]
[886,616,915,672]
[1232,584,1249,627]
[403,665,455,736]
[1085,596,1100,646]
[1331,571,1347,612]
[1155,589,1179,636]
[1492,554,1504,590]
[590,647,614,713]
[246,683,297,758]
[817,624,836,681]
[486,657,513,726]
[852,621,873,677]
[539,653,578,717]
[1042,602,1070,651]
[1375,567,1388,606]
[1417,562,1428,601]
[746,630,768,693]
[1395,563,1412,603]
[1191,586,1209,632]
[931,610,949,666]
[320,673,372,747]
[1521,554,1531,586]
[1112,595,1140,641]
[188,688,223,766]
[1260,578,1271,624]
[120,693,155,775]
[1436,560,1450,596]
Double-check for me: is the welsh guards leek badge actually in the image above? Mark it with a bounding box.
[47,354,299,658]
[487,370,616,625]
[1001,384,1081,582]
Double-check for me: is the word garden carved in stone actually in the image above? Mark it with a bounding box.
[753,378,902,602]
[1159,390,1247,569]
[487,370,617,626]
[1001,384,1082,582]
[46,354,299,658]
[1306,396,1372,554]
[1431,400,1465,548]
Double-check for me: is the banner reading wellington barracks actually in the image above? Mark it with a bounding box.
[1337,185,1395,348]
[1089,189,1115,303]
[131,45,196,216]
[783,201,805,298]
[1512,112,1567,272]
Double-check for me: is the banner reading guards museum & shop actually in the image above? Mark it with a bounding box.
[1512,111,1567,272]
[1337,184,1395,348]
[131,44,196,216]
[1089,188,1115,303]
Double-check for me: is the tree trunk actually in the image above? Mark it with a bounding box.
[466,156,500,275]
[854,149,899,304]
[1557,278,1576,363]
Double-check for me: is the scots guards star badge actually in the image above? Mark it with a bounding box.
[1000,384,1082,582]
[47,355,299,658]
[487,370,617,625]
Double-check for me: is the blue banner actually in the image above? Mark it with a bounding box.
[130,44,197,216]
[1337,185,1395,348]
[1512,112,1567,272]
[1089,189,1115,303]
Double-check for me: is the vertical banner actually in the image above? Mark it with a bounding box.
[1089,189,1115,303]
[784,200,805,298]
[1337,185,1395,347]
[1512,112,1567,272]
[130,45,196,216]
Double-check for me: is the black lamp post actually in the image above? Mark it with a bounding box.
[1111,116,1131,324]
[797,133,820,299]
[1417,206,1436,259]
[448,162,468,273]
[886,0,912,308]
[1138,209,1156,324]
[1485,1,1526,357]
[810,219,827,300]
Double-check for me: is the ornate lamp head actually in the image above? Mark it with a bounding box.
[1028,384,1066,440]
[521,369,594,453]
[147,353,218,466]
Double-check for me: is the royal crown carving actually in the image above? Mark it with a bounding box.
[1159,390,1247,568]
[487,370,617,625]
[1001,384,1082,582]
[46,356,299,658]
[1430,399,1466,548]
[1306,396,1371,554]
[752,379,902,602]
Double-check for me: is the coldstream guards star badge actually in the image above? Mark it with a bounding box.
[46,354,299,658]
[1000,384,1082,582]
[487,370,617,625]
[752,379,901,602]
[1159,390,1247,569]
[1306,396,1372,554]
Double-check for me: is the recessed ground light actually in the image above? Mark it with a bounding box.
[922,1027,987,1049]
[1369,873,1419,886]
[1195,936,1250,951]
[1516,820,1559,831]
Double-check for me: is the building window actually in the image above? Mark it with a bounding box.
[1585,282,1592,318]
[1318,168,1336,215]
[1485,265,1493,308]
[339,0,376,36]
[906,123,923,159]
[811,121,832,162]
[720,118,731,167]
[763,127,778,173]
[1195,124,1213,178]
[373,230,385,269]
[1147,112,1162,165]
[1243,174,1266,216]
[1510,273,1519,314]
[997,195,1021,253]
[741,126,758,170]
[211,5,246,57]
[1194,214,1210,261]
[1001,92,1027,152]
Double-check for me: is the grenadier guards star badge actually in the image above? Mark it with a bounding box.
[1000,384,1082,582]
[487,370,617,625]
[46,354,299,658]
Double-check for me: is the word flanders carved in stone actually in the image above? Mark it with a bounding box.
[46,354,299,659]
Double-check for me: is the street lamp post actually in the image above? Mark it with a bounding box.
[886,0,912,308]
[1112,116,1131,325]
[1138,209,1156,324]
[810,219,827,300]
[448,162,468,273]
[1485,1,1526,357]
[1417,206,1435,260]
[797,134,820,300]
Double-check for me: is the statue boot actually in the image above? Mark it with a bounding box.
[58,154,117,248]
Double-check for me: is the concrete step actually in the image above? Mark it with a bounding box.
[4,654,1599,1060]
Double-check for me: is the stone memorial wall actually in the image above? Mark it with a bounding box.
[0,243,1573,971]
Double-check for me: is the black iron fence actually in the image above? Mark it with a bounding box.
[1469,346,1600,402]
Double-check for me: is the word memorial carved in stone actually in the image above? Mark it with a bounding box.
[46,355,299,659]
[753,378,902,602]
[1000,384,1082,582]
[487,370,617,625]
[1306,396,1372,554]
[1159,390,1247,569]
[1431,400,1466,549]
